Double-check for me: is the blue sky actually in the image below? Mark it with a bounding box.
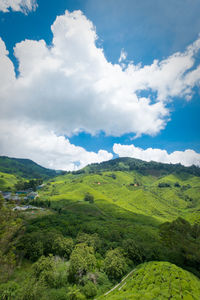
[0,0,200,170]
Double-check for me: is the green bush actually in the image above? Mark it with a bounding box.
[84,193,94,203]
[46,288,69,300]
[0,281,21,300]
[104,248,128,280]
[67,286,86,300]
[82,281,97,298]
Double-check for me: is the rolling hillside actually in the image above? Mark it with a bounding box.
[1,156,200,299]
[0,156,57,179]
[80,157,200,177]
[0,171,19,191]
[38,168,200,223]
[101,261,200,299]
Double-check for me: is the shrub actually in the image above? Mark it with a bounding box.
[0,281,21,300]
[82,281,97,298]
[84,193,94,203]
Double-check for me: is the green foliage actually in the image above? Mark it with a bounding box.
[104,248,128,280]
[102,261,200,300]
[14,179,43,191]
[76,233,100,250]
[158,182,171,188]
[52,236,74,259]
[0,281,21,300]
[44,288,68,300]
[17,231,73,261]
[122,239,143,264]
[159,217,200,272]
[0,156,56,179]
[82,281,97,298]
[1,157,200,299]
[78,157,200,177]
[69,243,96,282]
[19,277,46,300]
[67,286,86,300]
[84,193,94,203]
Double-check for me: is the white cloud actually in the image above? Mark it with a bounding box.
[0,0,37,13]
[113,143,200,167]
[1,10,200,138]
[0,121,113,170]
[119,49,127,63]
[0,10,200,169]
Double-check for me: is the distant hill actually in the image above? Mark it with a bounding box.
[101,261,200,299]
[77,157,200,177]
[0,156,56,179]
[39,166,200,223]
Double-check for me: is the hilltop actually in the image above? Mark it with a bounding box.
[0,156,57,179]
[79,157,200,177]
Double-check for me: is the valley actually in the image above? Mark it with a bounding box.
[0,156,200,299]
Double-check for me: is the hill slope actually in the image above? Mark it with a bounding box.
[80,157,200,177]
[0,156,56,179]
[38,169,200,223]
[101,261,200,299]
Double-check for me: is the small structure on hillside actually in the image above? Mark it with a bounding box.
[27,192,38,200]
[2,192,12,200]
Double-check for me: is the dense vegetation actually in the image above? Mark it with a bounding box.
[79,157,200,177]
[0,156,57,179]
[0,156,200,299]
[102,261,200,299]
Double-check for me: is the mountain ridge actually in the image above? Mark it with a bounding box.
[0,156,57,179]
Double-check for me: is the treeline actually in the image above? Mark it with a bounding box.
[14,179,43,191]
[72,157,200,177]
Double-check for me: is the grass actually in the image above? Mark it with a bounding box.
[0,172,19,191]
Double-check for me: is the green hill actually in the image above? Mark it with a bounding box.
[0,171,19,191]
[1,157,200,299]
[101,261,200,299]
[0,156,56,179]
[79,157,200,177]
[38,168,200,223]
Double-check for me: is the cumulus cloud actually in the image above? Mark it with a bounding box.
[0,121,113,170]
[0,10,200,169]
[113,143,200,167]
[0,0,37,13]
[1,10,200,138]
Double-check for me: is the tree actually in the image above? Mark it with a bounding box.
[76,232,100,250]
[159,218,200,271]
[82,281,97,298]
[104,248,127,280]
[84,193,94,203]
[69,243,96,282]
[52,236,74,258]
[122,239,143,264]
[67,286,85,300]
